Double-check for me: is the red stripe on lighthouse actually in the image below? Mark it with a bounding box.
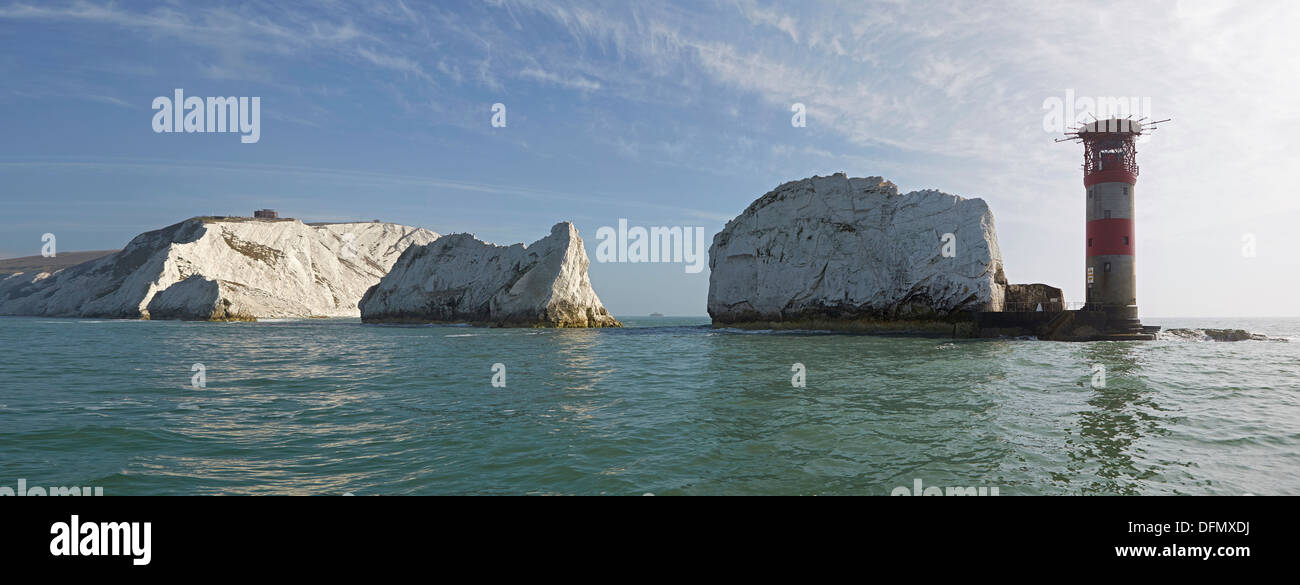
[1086,218,1134,256]
[1084,169,1137,187]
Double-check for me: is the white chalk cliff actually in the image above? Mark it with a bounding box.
[360,222,621,327]
[0,218,438,320]
[708,174,1008,327]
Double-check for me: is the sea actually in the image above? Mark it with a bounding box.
[1,316,1296,495]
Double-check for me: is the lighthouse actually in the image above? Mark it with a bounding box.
[1060,117,1168,339]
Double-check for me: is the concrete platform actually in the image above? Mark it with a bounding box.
[971,309,1158,341]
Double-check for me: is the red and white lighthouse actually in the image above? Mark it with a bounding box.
[1060,117,1167,337]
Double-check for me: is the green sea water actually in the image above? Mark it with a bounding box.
[1,316,1296,495]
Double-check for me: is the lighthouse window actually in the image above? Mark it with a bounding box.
[1123,236,1129,246]
[1104,262,1112,272]
[1087,238,1093,247]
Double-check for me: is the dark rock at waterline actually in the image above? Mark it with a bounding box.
[1161,328,1287,342]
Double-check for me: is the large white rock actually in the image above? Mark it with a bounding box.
[0,218,438,320]
[708,174,1008,327]
[360,222,620,327]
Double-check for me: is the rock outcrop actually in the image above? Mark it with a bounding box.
[0,218,437,320]
[359,222,621,327]
[1161,328,1288,342]
[708,173,1010,330]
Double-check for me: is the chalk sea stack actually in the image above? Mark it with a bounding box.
[359,222,621,328]
[708,173,1048,334]
[0,217,437,320]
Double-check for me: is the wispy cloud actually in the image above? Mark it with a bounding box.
[731,0,800,43]
[356,46,433,81]
[518,67,600,91]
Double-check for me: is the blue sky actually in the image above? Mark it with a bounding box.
[1,0,1297,317]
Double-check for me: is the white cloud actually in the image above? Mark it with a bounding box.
[732,0,800,43]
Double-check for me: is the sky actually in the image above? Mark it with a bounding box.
[0,0,1297,317]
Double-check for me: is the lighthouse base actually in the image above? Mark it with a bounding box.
[971,307,1157,341]
[1049,306,1156,341]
